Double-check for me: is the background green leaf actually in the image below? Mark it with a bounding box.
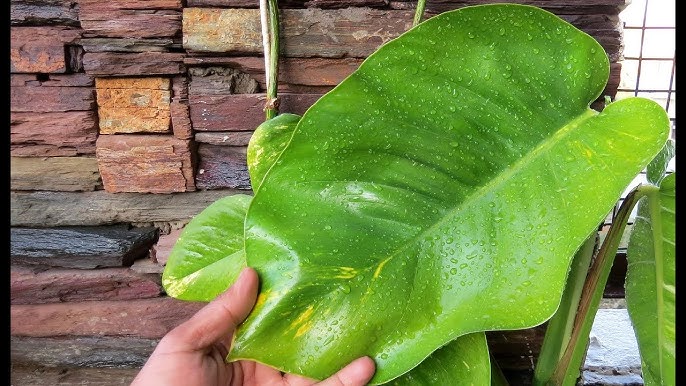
[232,4,670,384]
[625,173,675,385]
[387,333,490,385]
[162,194,251,301]
[646,139,675,185]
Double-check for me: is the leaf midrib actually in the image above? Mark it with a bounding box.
[368,108,598,281]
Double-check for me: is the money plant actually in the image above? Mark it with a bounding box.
[162,3,673,385]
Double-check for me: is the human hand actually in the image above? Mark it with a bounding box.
[131,267,376,386]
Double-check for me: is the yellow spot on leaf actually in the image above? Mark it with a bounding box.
[333,266,357,279]
[288,304,315,337]
[374,257,392,279]
[295,320,314,337]
[255,290,270,308]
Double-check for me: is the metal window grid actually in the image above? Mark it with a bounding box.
[602,0,675,250]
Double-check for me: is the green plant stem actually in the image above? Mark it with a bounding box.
[260,0,280,120]
[548,186,649,385]
[413,0,426,26]
[532,233,597,386]
[490,354,511,386]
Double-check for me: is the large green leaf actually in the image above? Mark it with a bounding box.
[229,4,670,384]
[625,173,675,385]
[164,113,492,384]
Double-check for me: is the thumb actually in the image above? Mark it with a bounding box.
[168,267,259,350]
[316,356,376,386]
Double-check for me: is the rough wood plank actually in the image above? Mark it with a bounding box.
[185,56,362,93]
[11,74,95,113]
[10,26,82,73]
[10,0,81,27]
[82,52,186,76]
[190,93,320,131]
[183,8,414,58]
[10,225,159,269]
[11,265,162,304]
[79,37,183,53]
[11,297,205,338]
[194,131,254,146]
[96,135,195,193]
[12,335,157,368]
[10,111,98,157]
[78,0,182,38]
[10,190,241,227]
[11,363,140,386]
[195,144,251,190]
[10,156,102,192]
[95,77,171,134]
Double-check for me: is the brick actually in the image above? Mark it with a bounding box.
[11,363,139,386]
[79,0,182,38]
[10,225,159,269]
[188,66,259,96]
[83,52,186,76]
[10,0,81,27]
[11,265,162,304]
[79,37,182,53]
[194,131,254,146]
[186,0,389,7]
[11,335,157,368]
[10,111,98,157]
[10,190,241,227]
[10,156,102,192]
[150,228,183,266]
[95,77,172,134]
[10,74,95,113]
[11,297,205,338]
[183,8,413,58]
[10,27,82,73]
[96,134,195,193]
[189,93,320,132]
[184,57,362,93]
[195,144,251,190]
[170,101,193,139]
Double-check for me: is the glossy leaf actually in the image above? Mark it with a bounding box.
[164,113,492,383]
[230,4,670,383]
[161,194,251,301]
[646,139,675,185]
[248,113,303,189]
[387,333,490,385]
[161,114,300,301]
[625,173,675,385]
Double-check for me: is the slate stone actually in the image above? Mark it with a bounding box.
[10,225,159,269]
